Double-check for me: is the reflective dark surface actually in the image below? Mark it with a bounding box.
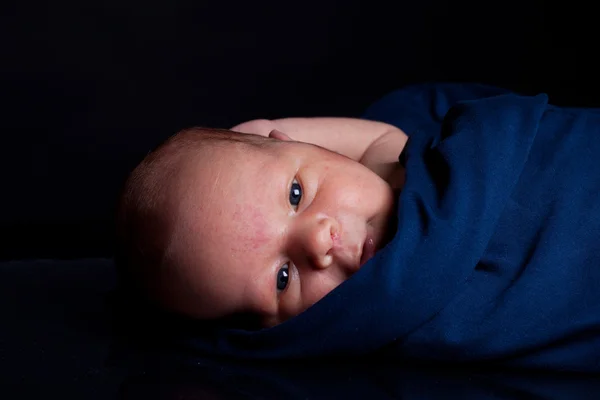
[2,259,600,399]
[120,358,600,400]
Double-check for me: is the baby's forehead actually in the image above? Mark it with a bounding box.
[202,133,275,157]
[171,137,279,220]
[193,137,283,173]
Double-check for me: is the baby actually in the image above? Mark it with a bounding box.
[117,83,600,372]
[116,117,407,328]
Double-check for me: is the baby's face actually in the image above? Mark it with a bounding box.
[162,135,396,327]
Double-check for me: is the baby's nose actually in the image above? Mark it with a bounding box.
[304,217,337,269]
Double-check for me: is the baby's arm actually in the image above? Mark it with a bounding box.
[232,118,407,189]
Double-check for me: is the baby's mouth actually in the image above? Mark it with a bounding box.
[359,208,399,268]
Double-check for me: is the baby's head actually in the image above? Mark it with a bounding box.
[117,128,396,328]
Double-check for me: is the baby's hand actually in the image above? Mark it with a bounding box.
[231,119,275,138]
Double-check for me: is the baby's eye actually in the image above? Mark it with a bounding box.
[276,263,290,292]
[289,179,302,209]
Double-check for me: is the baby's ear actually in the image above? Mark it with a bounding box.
[268,129,293,141]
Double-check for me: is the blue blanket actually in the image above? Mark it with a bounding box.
[186,84,600,372]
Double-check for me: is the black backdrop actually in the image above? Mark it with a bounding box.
[1,1,598,259]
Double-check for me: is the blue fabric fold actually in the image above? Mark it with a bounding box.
[186,84,600,372]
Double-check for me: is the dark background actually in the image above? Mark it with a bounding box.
[1,1,599,397]
[2,0,598,260]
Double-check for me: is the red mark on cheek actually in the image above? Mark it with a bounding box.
[232,204,271,252]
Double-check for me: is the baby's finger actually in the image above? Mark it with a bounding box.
[268,129,293,141]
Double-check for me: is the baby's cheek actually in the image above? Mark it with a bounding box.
[231,204,270,252]
[300,272,341,312]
